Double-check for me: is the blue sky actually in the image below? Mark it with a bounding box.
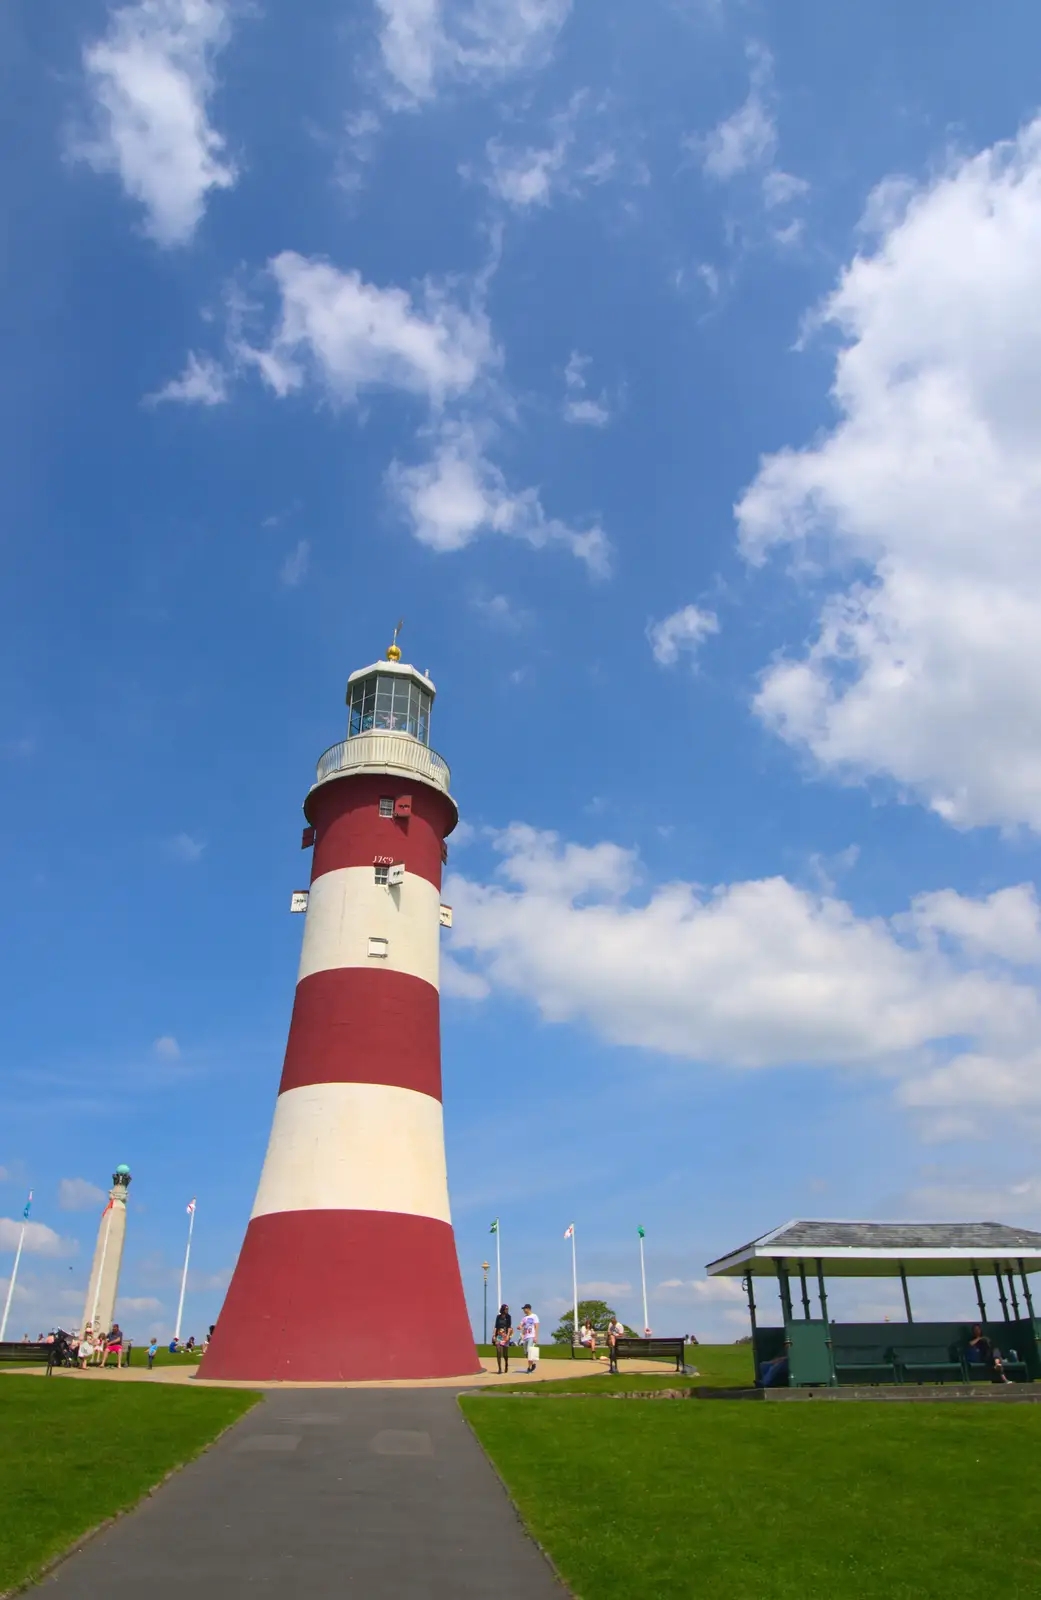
[4,0,1041,1344]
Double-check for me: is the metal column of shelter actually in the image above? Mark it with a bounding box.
[1021,1260,1037,1319]
[972,1270,988,1321]
[995,1263,1010,1321]
[899,1265,914,1323]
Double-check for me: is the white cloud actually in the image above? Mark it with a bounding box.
[376,0,571,105]
[697,42,807,230]
[242,252,495,407]
[0,1167,9,1183]
[388,422,610,572]
[58,1178,106,1213]
[906,1175,1041,1220]
[739,116,1041,832]
[658,1277,747,1302]
[441,953,491,1000]
[648,604,719,666]
[905,885,1041,967]
[153,1035,181,1059]
[701,43,775,180]
[117,1295,164,1314]
[445,827,1041,1116]
[78,0,235,246]
[762,169,809,209]
[279,538,311,588]
[0,1219,75,1257]
[471,593,526,629]
[147,351,227,406]
[165,832,205,863]
[479,95,614,212]
[563,351,611,428]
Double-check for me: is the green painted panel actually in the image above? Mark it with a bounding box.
[787,1320,835,1387]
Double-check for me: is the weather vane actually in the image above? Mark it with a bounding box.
[387,618,404,661]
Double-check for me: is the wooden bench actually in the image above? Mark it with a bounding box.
[612,1336,687,1372]
[891,1345,964,1383]
[570,1335,604,1360]
[0,1341,56,1375]
[833,1346,899,1384]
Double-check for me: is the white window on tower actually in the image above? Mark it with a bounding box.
[374,864,389,886]
[367,936,389,959]
[378,797,395,818]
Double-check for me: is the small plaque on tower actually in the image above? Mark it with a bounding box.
[290,890,310,913]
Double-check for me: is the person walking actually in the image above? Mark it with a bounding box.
[492,1304,513,1373]
[519,1304,540,1374]
[147,1337,159,1371]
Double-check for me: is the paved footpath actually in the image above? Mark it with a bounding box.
[33,1388,565,1598]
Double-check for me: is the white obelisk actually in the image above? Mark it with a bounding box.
[82,1165,131,1338]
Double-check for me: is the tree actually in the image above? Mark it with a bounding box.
[552,1299,627,1345]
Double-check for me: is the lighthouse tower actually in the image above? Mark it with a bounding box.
[200,639,479,1382]
[82,1164,131,1343]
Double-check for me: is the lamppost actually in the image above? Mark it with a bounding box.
[482,1260,489,1345]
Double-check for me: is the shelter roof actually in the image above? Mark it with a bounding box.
[706,1219,1041,1278]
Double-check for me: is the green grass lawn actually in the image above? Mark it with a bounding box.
[462,1396,1041,1599]
[481,1342,753,1393]
[0,1379,258,1592]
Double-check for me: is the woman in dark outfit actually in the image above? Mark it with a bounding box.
[493,1304,513,1373]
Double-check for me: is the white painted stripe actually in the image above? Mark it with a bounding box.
[250,1082,452,1224]
[298,866,441,989]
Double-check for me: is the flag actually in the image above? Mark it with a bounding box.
[637,1226,645,1238]
[186,1198,196,1215]
[23,1191,32,1220]
[564,1224,574,1239]
[101,1198,114,1217]
[489,1219,498,1234]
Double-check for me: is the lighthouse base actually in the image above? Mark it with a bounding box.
[198,1209,481,1382]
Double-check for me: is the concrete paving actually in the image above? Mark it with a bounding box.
[8,1352,663,1388]
[31,1387,566,1597]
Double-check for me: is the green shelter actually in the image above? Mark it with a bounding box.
[707,1220,1041,1387]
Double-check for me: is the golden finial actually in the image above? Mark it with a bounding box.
[386,618,403,662]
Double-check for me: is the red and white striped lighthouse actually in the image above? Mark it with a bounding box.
[200,639,480,1382]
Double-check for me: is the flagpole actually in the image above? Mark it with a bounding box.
[174,1203,196,1344]
[495,1224,501,1311]
[0,1218,28,1342]
[639,1229,649,1334]
[570,1225,578,1346]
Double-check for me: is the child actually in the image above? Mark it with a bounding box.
[147,1337,159,1371]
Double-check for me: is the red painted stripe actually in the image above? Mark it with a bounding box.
[305,773,453,892]
[199,1209,480,1381]
[279,968,442,1099]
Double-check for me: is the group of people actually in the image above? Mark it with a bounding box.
[28,1324,212,1372]
[74,1323,127,1369]
[490,1307,629,1374]
[491,1304,540,1373]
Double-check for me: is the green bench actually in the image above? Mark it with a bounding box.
[891,1344,963,1383]
[965,1350,1030,1382]
[833,1346,899,1384]
[0,1341,56,1375]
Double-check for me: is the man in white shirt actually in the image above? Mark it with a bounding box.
[519,1304,540,1373]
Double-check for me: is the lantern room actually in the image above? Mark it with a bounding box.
[346,659,435,745]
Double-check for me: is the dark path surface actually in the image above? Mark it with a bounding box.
[34,1389,565,1597]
